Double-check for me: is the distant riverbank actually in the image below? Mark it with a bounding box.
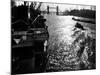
[63,9,96,19]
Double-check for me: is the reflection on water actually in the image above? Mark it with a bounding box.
[45,14,96,71]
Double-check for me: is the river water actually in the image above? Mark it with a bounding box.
[44,14,96,71]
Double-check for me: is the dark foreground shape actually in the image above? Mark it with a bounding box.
[12,42,48,74]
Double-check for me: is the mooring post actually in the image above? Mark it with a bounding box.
[47,6,49,14]
[56,6,59,15]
